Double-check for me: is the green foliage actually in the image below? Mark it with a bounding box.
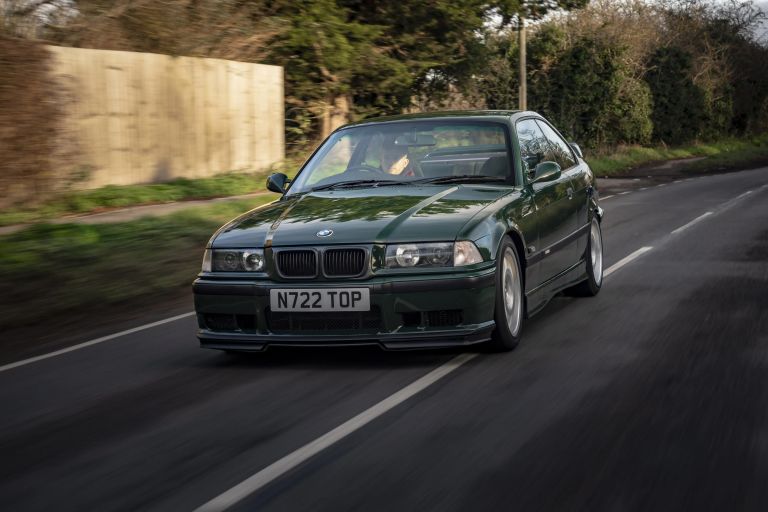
[480,1,768,149]
[645,47,707,144]
[611,78,653,146]
[268,0,384,102]
[480,33,520,110]
[272,0,588,142]
[533,37,652,147]
[663,0,768,136]
[344,1,501,100]
[699,85,734,140]
[266,0,415,144]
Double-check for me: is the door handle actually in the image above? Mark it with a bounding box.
[567,187,574,200]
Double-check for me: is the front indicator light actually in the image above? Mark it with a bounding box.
[201,249,212,272]
[454,241,483,266]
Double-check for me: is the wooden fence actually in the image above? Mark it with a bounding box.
[48,46,284,189]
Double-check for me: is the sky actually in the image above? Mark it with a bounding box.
[691,0,768,40]
[756,1,768,40]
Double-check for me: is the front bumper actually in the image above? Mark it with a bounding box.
[193,269,497,351]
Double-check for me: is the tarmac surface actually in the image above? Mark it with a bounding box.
[1,167,766,511]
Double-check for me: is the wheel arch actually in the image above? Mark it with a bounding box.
[492,225,528,299]
[503,228,527,282]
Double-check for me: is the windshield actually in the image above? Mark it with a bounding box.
[287,121,512,194]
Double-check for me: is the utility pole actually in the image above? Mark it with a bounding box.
[518,14,527,111]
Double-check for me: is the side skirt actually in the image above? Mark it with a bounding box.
[524,258,588,318]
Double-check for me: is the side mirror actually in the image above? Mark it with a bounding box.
[569,142,583,159]
[532,161,561,184]
[266,173,289,194]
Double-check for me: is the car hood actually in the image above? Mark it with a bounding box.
[212,184,511,247]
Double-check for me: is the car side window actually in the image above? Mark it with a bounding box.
[535,120,577,170]
[516,119,555,178]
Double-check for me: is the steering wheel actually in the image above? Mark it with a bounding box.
[345,164,385,174]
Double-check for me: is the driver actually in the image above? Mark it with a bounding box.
[380,139,413,176]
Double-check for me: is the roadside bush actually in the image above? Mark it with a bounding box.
[611,77,653,146]
[644,47,707,145]
[536,38,652,148]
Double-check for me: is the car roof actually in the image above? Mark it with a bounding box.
[340,110,540,130]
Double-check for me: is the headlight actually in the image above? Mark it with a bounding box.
[207,248,265,272]
[384,241,482,268]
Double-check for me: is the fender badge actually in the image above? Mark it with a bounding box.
[316,229,333,237]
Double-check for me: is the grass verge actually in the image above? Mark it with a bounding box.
[588,134,768,176]
[0,196,275,334]
[0,165,300,227]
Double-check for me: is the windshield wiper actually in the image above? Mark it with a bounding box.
[309,179,404,192]
[413,175,508,185]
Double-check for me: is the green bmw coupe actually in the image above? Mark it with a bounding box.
[193,110,604,351]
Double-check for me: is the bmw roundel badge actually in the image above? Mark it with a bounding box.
[316,229,333,237]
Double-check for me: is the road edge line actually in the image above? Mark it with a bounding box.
[670,211,714,235]
[604,246,654,277]
[0,312,196,373]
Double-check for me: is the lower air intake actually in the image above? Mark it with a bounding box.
[267,307,381,333]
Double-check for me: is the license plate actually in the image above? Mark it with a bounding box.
[269,288,370,312]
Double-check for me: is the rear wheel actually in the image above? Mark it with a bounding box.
[488,238,524,351]
[569,217,603,297]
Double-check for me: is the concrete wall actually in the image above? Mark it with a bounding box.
[48,46,284,189]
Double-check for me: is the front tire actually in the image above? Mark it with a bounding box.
[488,238,524,351]
[569,217,603,297]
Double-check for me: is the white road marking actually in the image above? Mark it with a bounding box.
[639,187,648,191]
[618,191,631,195]
[604,247,653,277]
[602,186,764,278]
[0,312,196,373]
[657,183,666,187]
[670,211,714,235]
[600,194,615,200]
[193,352,478,512]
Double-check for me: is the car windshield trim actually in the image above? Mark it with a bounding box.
[308,179,404,192]
[411,175,508,185]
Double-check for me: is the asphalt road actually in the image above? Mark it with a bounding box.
[1,167,767,512]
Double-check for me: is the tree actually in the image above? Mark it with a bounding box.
[266,0,392,139]
[480,31,521,110]
[347,1,588,104]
